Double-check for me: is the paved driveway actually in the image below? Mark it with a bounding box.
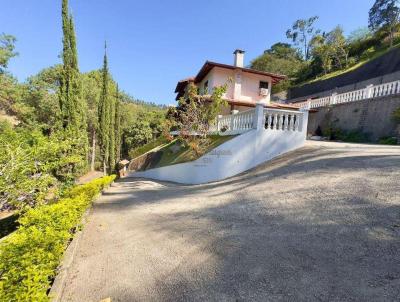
[59,141,400,302]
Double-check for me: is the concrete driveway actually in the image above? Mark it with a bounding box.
[59,141,400,302]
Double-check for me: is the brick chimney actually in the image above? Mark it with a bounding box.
[233,49,245,68]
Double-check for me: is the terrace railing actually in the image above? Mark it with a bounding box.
[215,105,307,135]
[296,79,400,109]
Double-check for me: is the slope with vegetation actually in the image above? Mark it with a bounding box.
[0,1,165,213]
[0,0,166,299]
[250,0,400,95]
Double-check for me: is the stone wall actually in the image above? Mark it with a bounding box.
[308,94,400,141]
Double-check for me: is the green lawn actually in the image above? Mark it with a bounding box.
[129,136,170,159]
[134,135,235,171]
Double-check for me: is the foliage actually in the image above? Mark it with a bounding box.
[59,0,86,132]
[98,44,111,173]
[347,27,372,43]
[378,136,398,144]
[97,44,121,173]
[323,127,370,142]
[0,121,88,211]
[115,87,122,163]
[308,26,349,75]
[250,43,303,92]
[124,119,154,152]
[23,65,62,133]
[369,0,400,46]
[392,107,400,122]
[169,82,228,155]
[286,16,320,60]
[0,175,115,301]
[128,136,169,159]
[0,33,18,73]
[58,0,88,178]
[134,135,235,171]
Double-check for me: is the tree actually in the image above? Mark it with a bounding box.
[286,16,320,60]
[169,82,228,155]
[108,83,116,172]
[24,65,63,133]
[310,34,333,74]
[82,70,102,171]
[0,33,18,73]
[114,86,122,163]
[251,43,303,92]
[369,0,400,46]
[58,0,88,173]
[98,43,111,174]
[325,26,349,68]
[347,27,372,43]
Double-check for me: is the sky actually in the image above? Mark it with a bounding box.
[1,0,375,105]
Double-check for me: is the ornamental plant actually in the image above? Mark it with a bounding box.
[0,175,116,301]
[168,81,229,155]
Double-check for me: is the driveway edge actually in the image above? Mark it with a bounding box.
[49,202,94,302]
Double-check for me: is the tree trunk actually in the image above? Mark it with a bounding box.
[103,159,107,175]
[90,128,96,171]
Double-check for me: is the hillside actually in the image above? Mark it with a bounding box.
[288,45,400,100]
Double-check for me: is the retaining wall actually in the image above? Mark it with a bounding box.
[308,94,400,141]
[129,116,308,184]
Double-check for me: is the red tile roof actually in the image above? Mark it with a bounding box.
[174,61,287,101]
[194,61,286,84]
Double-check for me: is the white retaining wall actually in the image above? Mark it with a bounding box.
[129,105,308,184]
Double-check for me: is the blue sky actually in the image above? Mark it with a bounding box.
[1,0,374,105]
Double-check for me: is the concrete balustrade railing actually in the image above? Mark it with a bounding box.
[263,108,304,132]
[217,109,256,135]
[296,79,400,109]
[216,105,307,135]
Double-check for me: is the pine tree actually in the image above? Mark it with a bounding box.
[99,42,110,174]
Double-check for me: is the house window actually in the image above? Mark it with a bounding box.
[259,81,269,89]
[204,80,209,94]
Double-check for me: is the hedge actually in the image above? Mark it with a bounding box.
[0,175,116,301]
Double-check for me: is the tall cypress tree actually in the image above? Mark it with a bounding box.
[59,0,85,130]
[99,42,110,174]
[114,86,122,164]
[108,86,116,171]
[59,0,88,173]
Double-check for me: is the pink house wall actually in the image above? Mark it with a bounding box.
[197,67,272,106]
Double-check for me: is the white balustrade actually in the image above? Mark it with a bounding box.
[217,109,255,134]
[263,108,303,132]
[216,107,306,135]
[297,79,400,109]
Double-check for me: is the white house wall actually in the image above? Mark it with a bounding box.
[130,127,307,184]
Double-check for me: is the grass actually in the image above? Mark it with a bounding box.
[129,136,170,159]
[302,43,400,85]
[139,135,235,170]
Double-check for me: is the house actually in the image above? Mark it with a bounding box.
[174,49,297,115]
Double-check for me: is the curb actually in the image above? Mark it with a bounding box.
[49,180,114,302]
[49,205,93,302]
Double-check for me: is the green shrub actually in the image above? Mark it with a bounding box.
[0,122,89,211]
[378,137,398,145]
[324,127,369,143]
[0,175,115,301]
[392,107,400,123]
